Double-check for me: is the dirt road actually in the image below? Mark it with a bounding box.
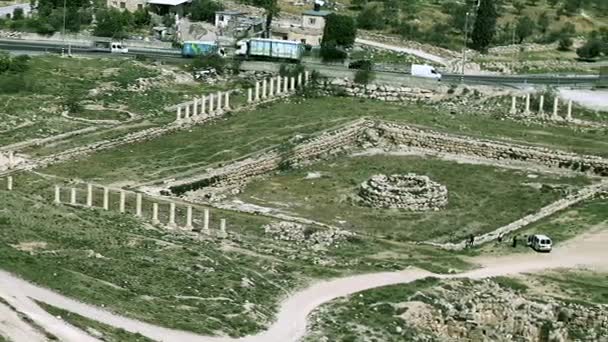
[355,38,448,66]
[0,229,606,342]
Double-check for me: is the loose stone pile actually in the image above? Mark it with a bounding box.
[263,221,355,248]
[400,279,608,341]
[359,174,448,211]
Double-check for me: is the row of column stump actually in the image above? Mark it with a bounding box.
[175,90,231,122]
[173,71,310,122]
[2,176,12,190]
[247,71,309,103]
[509,94,575,121]
[53,184,227,236]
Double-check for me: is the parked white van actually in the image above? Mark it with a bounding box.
[411,64,442,81]
[527,234,552,252]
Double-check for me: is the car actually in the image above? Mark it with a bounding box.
[527,234,552,252]
[348,59,373,70]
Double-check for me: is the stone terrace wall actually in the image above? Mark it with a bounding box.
[166,118,608,200]
[319,79,436,102]
[168,119,372,197]
[374,121,608,176]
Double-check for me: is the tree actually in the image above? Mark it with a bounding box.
[576,40,602,59]
[350,0,367,9]
[513,1,525,14]
[357,4,384,30]
[516,16,535,43]
[189,0,223,23]
[449,3,471,32]
[12,8,24,20]
[563,0,583,14]
[94,8,128,38]
[354,68,374,85]
[537,12,549,34]
[319,43,347,62]
[557,36,573,50]
[162,13,175,27]
[547,0,558,7]
[323,13,356,47]
[133,8,151,27]
[471,0,498,52]
[257,0,279,38]
[382,0,400,26]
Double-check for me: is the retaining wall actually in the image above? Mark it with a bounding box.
[167,118,608,199]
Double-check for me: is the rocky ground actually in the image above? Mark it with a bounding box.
[399,278,608,341]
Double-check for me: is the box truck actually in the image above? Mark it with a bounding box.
[182,41,225,58]
[236,38,304,62]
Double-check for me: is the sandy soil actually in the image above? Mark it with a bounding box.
[0,228,606,342]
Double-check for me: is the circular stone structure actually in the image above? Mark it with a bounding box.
[359,173,448,211]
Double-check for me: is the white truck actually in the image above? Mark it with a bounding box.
[411,64,442,81]
[91,40,129,54]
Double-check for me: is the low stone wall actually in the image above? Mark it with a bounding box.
[165,118,608,202]
[168,119,372,198]
[374,121,608,176]
[319,79,436,102]
[423,180,608,250]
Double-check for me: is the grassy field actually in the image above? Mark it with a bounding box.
[40,96,608,186]
[303,277,441,342]
[477,197,608,255]
[237,154,591,242]
[38,302,154,342]
[0,55,235,147]
[0,172,471,336]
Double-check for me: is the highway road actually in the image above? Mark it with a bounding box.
[0,38,603,87]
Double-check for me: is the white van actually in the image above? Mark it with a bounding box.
[411,64,442,81]
[527,234,552,252]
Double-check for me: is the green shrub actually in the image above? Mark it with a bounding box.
[320,43,347,62]
[354,68,374,85]
[557,37,573,51]
[191,54,227,74]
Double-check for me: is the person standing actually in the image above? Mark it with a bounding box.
[512,235,518,248]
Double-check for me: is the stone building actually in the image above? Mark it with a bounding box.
[271,6,330,46]
[106,0,146,12]
[301,8,330,31]
[215,10,245,28]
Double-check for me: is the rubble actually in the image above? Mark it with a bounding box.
[401,279,608,341]
[358,174,448,211]
[263,221,355,248]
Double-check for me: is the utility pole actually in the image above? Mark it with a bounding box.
[461,11,470,76]
[62,0,67,56]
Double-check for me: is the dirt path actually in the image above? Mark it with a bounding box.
[0,300,48,342]
[0,229,606,342]
[355,38,448,66]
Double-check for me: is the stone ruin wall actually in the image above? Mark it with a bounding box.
[375,121,608,176]
[319,80,436,102]
[169,119,372,196]
[168,119,608,199]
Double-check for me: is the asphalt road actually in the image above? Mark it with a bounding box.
[0,38,602,87]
